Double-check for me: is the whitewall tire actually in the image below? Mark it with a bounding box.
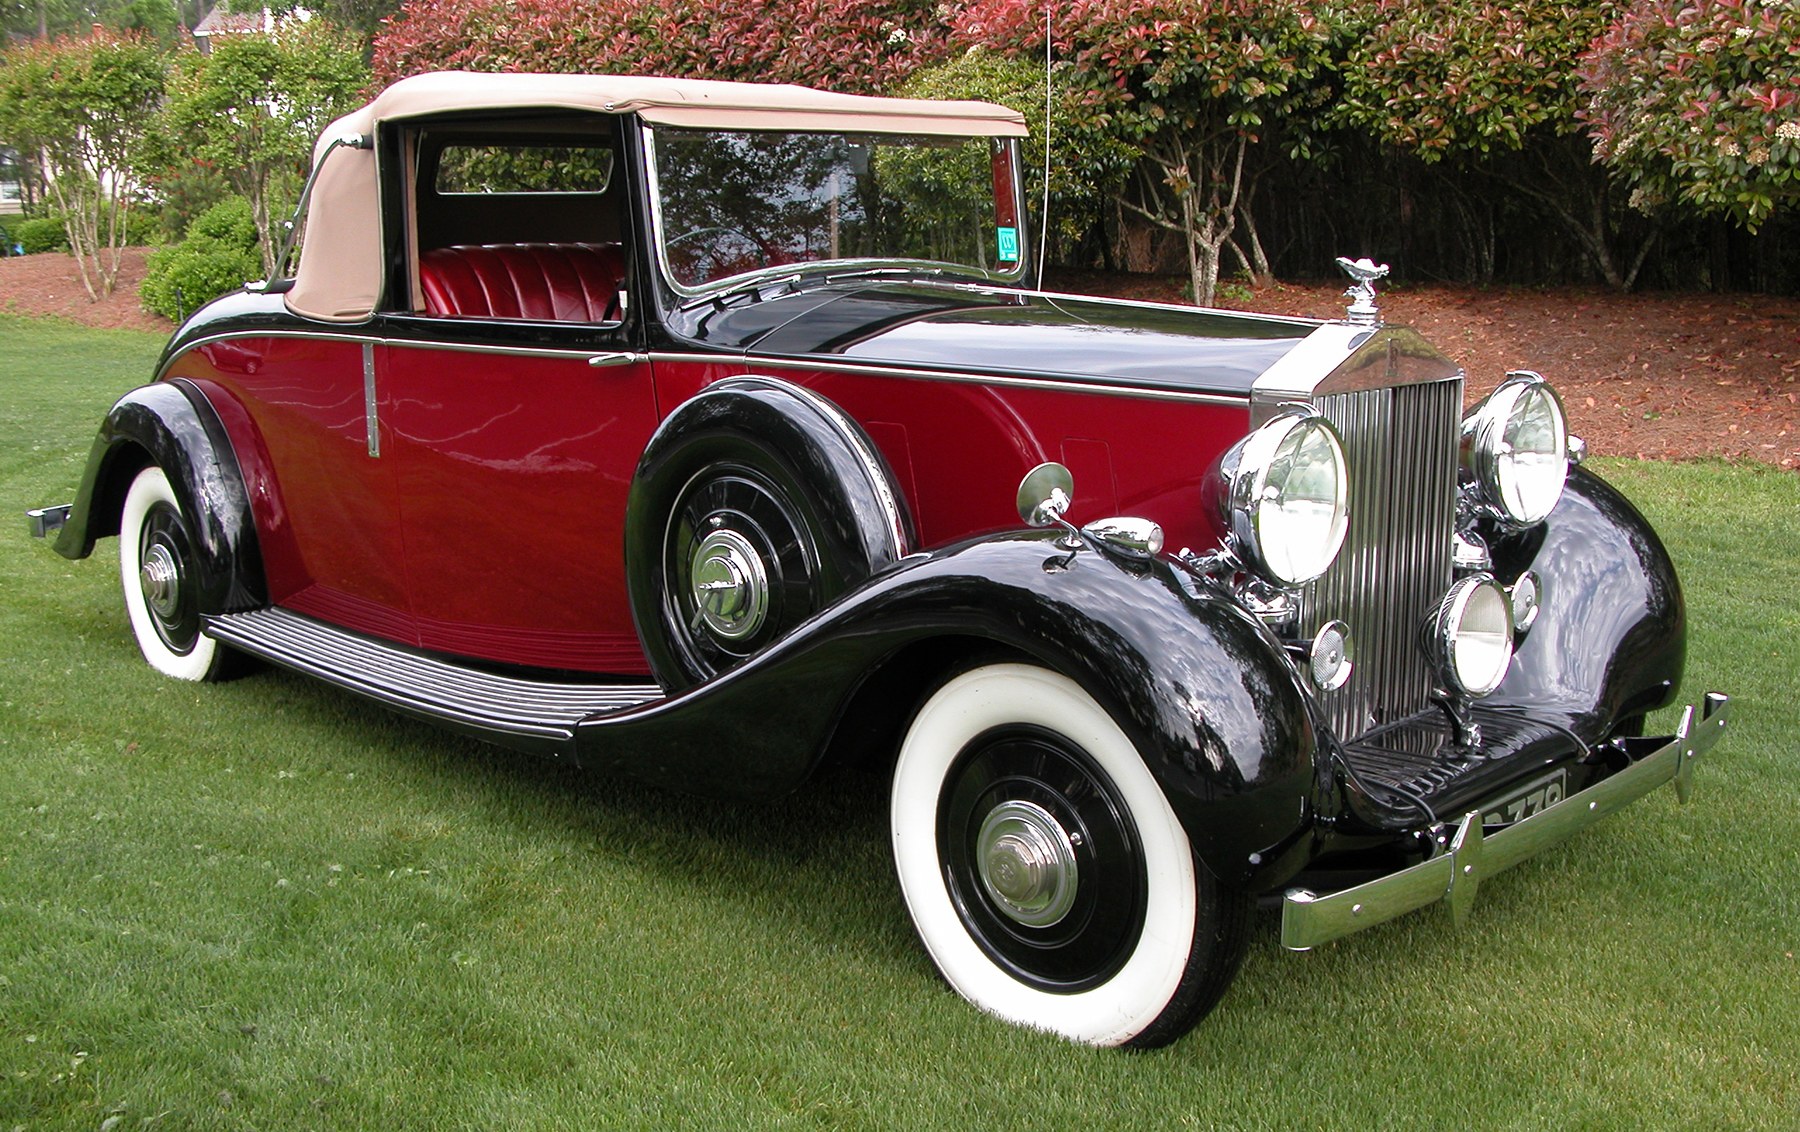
[119,465,229,681]
[891,663,1247,1047]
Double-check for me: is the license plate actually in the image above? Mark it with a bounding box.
[1482,769,1568,826]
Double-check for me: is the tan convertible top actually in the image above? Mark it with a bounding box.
[286,72,1030,322]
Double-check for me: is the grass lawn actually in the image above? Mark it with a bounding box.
[2,315,1796,1129]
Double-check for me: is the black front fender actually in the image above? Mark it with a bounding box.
[577,532,1320,891]
[1488,466,1685,733]
[54,380,265,614]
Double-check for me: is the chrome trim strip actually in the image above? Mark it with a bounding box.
[1030,287,1327,329]
[160,333,1250,407]
[383,337,616,361]
[743,354,1251,407]
[1280,693,1730,951]
[156,329,618,381]
[362,342,380,458]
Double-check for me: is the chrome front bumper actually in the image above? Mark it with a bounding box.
[1281,693,1730,951]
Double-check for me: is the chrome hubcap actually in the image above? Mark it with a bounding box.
[688,528,769,641]
[976,800,1079,928]
[140,543,181,620]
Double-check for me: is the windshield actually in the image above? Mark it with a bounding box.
[648,127,1026,292]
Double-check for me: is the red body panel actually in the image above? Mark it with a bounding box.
[184,336,413,642]
[383,343,659,673]
[747,366,1245,556]
[176,333,1248,674]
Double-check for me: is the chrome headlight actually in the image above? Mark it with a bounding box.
[1461,372,1569,526]
[1426,576,1514,697]
[1215,411,1350,587]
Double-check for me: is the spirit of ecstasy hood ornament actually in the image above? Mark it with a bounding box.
[1336,256,1390,327]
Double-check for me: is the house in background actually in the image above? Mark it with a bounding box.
[191,5,275,54]
[1,146,23,216]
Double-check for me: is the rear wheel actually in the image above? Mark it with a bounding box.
[890,663,1248,1047]
[658,457,828,682]
[626,379,907,691]
[119,465,234,681]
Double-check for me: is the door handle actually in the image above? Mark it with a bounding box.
[588,352,648,368]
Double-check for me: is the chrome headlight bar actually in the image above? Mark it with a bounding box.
[1213,409,1351,588]
[1461,371,1570,527]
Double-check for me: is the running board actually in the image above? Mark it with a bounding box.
[204,608,663,758]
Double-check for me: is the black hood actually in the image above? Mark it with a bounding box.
[670,279,1320,397]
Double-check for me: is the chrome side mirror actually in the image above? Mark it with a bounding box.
[1017,462,1074,528]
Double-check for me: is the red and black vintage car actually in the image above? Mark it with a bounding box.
[32,73,1727,1046]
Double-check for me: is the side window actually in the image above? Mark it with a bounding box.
[434,144,615,195]
[410,122,630,324]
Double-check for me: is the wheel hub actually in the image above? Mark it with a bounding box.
[688,528,770,641]
[139,542,181,620]
[976,800,1079,928]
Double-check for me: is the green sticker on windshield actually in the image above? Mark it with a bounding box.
[997,226,1019,262]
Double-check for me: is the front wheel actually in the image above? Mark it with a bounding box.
[890,663,1248,1047]
[119,465,235,681]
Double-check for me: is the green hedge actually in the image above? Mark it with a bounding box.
[13,215,69,254]
[140,197,262,322]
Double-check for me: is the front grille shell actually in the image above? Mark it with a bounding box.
[1250,323,1466,745]
[1300,381,1461,740]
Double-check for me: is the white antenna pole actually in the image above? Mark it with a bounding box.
[1037,0,1053,291]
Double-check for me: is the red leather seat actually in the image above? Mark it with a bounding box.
[418,243,625,321]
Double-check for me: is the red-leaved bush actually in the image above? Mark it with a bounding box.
[947,0,1333,303]
[1580,0,1800,227]
[373,0,950,94]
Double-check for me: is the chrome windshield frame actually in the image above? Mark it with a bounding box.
[640,122,1030,301]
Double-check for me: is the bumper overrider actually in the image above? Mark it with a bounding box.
[1282,693,1730,951]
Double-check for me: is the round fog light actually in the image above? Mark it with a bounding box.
[1308,619,1354,692]
[1427,576,1515,697]
[1510,571,1541,633]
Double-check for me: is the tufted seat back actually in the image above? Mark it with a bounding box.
[418,243,626,322]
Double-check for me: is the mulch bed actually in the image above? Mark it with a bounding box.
[4,251,1794,468]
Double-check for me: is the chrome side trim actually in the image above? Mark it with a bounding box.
[157,331,1250,407]
[155,329,628,382]
[745,354,1251,407]
[362,342,380,458]
[1031,287,1326,329]
[1280,693,1730,951]
[383,337,620,361]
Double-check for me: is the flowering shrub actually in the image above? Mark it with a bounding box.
[0,30,165,298]
[373,0,948,94]
[1336,0,1619,158]
[1579,0,1800,227]
[161,17,370,275]
[949,0,1334,303]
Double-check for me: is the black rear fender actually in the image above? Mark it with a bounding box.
[55,380,265,614]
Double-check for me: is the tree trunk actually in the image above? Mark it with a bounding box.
[1235,176,1274,286]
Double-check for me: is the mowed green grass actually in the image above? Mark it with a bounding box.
[1,314,1795,1129]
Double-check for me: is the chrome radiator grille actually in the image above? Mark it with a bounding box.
[1300,378,1462,741]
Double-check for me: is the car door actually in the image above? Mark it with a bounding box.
[377,120,662,676]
